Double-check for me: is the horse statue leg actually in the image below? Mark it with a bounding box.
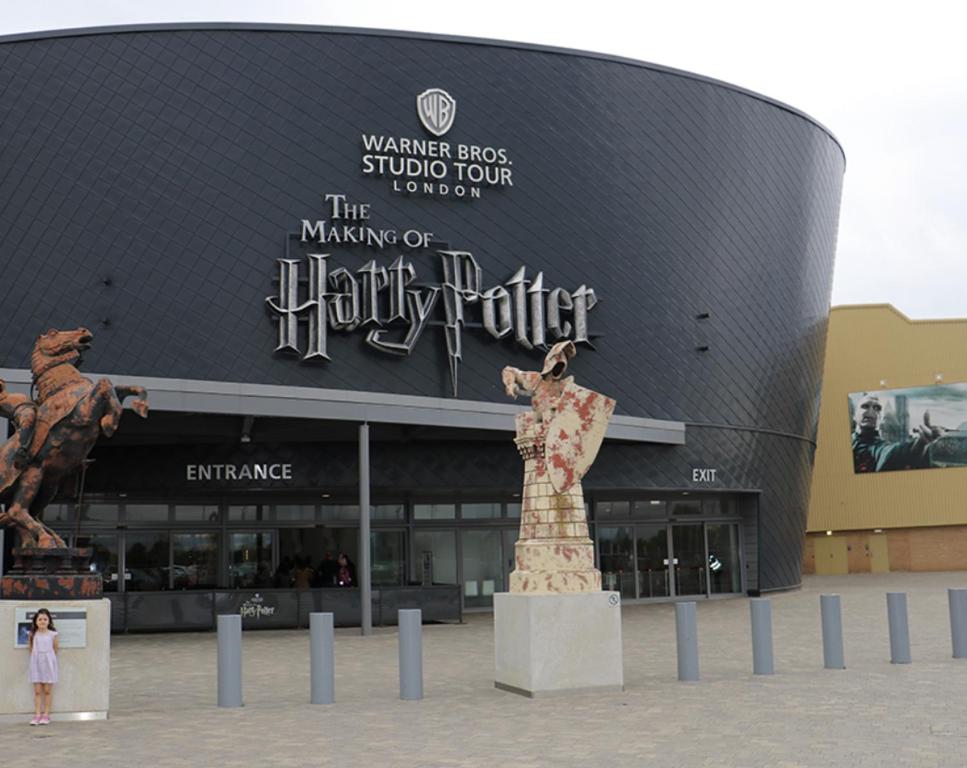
[115,383,149,418]
[81,380,149,438]
[5,466,64,548]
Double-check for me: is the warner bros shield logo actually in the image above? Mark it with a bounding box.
[416,88,457,136]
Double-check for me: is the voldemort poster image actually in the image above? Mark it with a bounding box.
[849,383,967,474]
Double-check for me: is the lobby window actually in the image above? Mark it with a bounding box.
[461,503,501,519]
[414,503,456,520]
[172,533,218,589]
[125,504,170,522]
[80,503,119,523]
[274,504,317,521]
[595,501,630,519]
[228,504,265,521]
[174,505,220,522]
[125,532,169,591]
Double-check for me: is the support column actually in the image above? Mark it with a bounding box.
[359,422,372,636]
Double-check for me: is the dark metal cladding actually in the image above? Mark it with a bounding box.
[0,26,844,591]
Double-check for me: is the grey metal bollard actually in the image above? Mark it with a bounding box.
[399,609,423,700]
[675,601,699,682]
[948,588,967,658]
[310,612,335,704]
[750,598,774,675]
[820,594,845,669]
[217,614,243,707]
[886,592,911,664]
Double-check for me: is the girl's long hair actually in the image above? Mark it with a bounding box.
[29,608,56,637]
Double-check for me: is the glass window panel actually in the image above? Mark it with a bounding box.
[76,534,119,593]
[412,531,457,585]
[635,524,670,598]
[707,523,742,594]
[125,532,169,591]
[703,499,723,516]
[274,504,316,521]
[81,503,119,522]
[174,505,220,522]
[462,530,503,608]
[595,501,630,519]
[277,528,359,588]
[126,504,169,522]
[506,503,521,518]
[413,504,455,520]
[229,532,274,588]
[321,504,360,521]
[669,501,702,517]
[228,505,264,521]
[461,503,501,519]
[632,500,667,518]
[371,530,404,586]
[42,503,75,523]
[172,533,218,589]
[372,504,404,521]
[672,524,707,597]
[597,526,635,598]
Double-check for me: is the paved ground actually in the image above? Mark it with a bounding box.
[4,572,967,767]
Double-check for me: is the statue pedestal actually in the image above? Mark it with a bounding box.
[494,591,623,697]
[0,598,111,723]
[1,547,103,600]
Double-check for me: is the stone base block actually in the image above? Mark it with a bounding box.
[1,574,103,600]
[0,599,110,722]
[494,591,623,697]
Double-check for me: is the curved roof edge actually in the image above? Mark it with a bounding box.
[0,21,845,165]
[831,303,967,325]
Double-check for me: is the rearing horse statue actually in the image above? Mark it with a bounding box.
[0,328,148,548]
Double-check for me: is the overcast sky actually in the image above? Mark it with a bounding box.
[3,1,965,320]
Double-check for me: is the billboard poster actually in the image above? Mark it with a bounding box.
[849,383,967,474]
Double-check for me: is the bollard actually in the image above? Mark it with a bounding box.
[217,614,243,708]
[310,612,335,704]
[750,598,774,675]
[886,592,911,664]
[399,609,423,700]
[820,594,845,669]
[675,601,699,682]
[948,588,967,658]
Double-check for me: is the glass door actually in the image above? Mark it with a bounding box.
[461,529,503,608]
[635,524,671,598]
[598,526,636,599]
[671,524,707,597]
[706,523,742,594]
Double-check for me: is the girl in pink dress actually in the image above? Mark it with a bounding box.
[28,608,59,726]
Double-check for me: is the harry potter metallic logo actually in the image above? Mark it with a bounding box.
[266,195,598,397]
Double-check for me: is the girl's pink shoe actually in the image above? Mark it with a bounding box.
[29,716,41,726]
[39,714,50,725]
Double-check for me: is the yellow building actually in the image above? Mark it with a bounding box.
[805,304,967,574]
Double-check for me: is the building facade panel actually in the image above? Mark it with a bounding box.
[0,25,843,609]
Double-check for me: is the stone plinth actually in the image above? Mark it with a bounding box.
[1,547,102,600]
[0,598,110,723]
[494,591,623,697]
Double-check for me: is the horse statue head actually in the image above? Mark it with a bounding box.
[31,327,94,403]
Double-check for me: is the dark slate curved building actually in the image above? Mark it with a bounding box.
[0,24,843,629]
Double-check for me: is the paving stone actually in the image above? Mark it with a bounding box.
[3,572,967,766]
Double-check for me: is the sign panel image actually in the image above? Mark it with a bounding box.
[849,383,967,474]
[14,608,88,649]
